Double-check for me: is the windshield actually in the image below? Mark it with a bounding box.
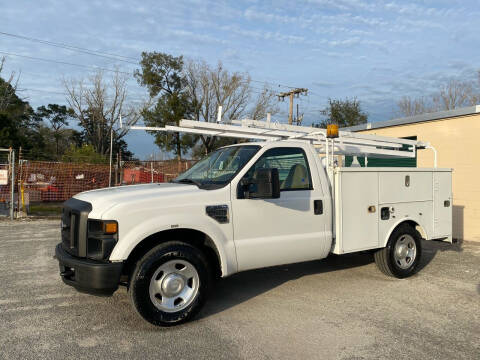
[174,145,260,189]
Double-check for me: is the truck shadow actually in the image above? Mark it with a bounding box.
[416,238,463,272]
[200,252,373,319]
[200,239,463,320]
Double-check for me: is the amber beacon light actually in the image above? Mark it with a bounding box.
[326,124,339,138]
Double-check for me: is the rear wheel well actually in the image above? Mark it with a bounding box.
[402,220,426,240]
[381,220,425,248]
[123,229,222,281]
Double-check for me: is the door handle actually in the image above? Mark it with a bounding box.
[314,200,323,215]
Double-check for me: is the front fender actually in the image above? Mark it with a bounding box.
[108,214,237,277]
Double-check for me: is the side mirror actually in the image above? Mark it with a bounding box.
[243,168,280,199]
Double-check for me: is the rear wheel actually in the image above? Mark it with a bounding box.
[129,241,212,326]
[374,224,422,278]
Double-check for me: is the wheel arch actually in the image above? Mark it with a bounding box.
[383,219,429,247]
[123,228,223,281]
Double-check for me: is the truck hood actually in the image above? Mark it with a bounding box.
[73,183,205,218]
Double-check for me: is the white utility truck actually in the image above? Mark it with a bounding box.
[55,119,452,326]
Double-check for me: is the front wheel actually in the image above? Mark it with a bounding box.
[129,241,212,326]
[374,224,422,278]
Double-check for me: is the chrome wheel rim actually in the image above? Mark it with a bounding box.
[149,260,200,313]
[394,234,417,269]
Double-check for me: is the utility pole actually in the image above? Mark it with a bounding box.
[10,149,15,220]
[278,88,308,125]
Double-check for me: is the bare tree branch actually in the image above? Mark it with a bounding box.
[249,86,280,120]
[432,79,471,111]
[396,96,430,117]
[467,71,480,106]
[396,76,478,117]
[184,60,278,152]
[63,70,143,154]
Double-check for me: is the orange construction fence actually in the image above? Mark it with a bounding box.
[10,159,196,203]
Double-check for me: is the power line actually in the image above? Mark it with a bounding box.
[0,31,138,64]
[17,87,148,103]
[0,50,133,76]
[2,50,284,98]
[0,44,302,101]
[249,78,299,90]
[0,31,303,90]
[20,88,268,103]
[18,87,67,96]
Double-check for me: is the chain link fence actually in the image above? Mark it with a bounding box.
[1,152,196,217]
[0,149,14,218]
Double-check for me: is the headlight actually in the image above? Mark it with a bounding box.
[87,220,118,260]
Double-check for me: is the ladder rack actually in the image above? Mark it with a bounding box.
[131,118,435,164]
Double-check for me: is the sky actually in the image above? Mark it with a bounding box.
[1,0,479,159]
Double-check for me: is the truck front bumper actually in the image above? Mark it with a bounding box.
[55,243,123,296]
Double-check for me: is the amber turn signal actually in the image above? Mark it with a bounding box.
[326,124,339,138]
[104,221,118,234]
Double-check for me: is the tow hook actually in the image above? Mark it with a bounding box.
[60,269,75,278]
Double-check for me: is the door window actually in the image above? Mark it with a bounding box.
[244,147,312,190]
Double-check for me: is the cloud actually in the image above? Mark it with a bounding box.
[312,81,336,87]
[243,7,299,24]
[306,0,377,12]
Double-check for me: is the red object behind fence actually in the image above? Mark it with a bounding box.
[7,159,196,203]
[123,167,164,184]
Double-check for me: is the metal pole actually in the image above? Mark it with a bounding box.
[10,149,15,220]
[18,147,22,213]
[151,162,153,183]
[426,145,437,168]
[109,128,113,187]
[119,148,122,185]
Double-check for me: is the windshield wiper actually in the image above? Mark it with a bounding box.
[174,178,203,188]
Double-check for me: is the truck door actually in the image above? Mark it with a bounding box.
[231,145,329,272]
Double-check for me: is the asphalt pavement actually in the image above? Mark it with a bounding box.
[0,219,479,360]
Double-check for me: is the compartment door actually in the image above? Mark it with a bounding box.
[340,172,379,252]
[434,172,452,240]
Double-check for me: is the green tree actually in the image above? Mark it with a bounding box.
[0,75,43,155]
[135,52,195,160]
[317,97,368,128]
[77,108,134,160]
[62,144,107,164]
[34,104,75,156]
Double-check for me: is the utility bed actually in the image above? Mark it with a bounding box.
[333,167,453,254]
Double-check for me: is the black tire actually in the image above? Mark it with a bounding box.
[129,241,212,326]
[374,224,422,278]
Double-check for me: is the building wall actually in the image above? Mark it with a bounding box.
[357,113,480,242]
